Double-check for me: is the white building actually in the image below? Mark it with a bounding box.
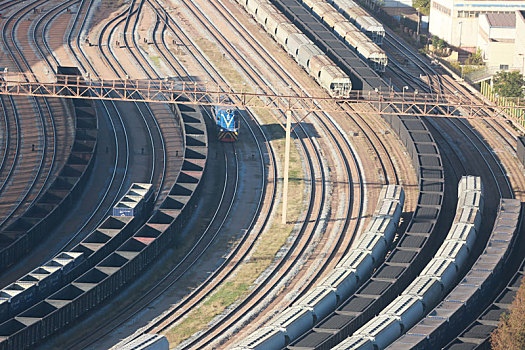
[478,13,515,68]
[514,10,525,75]
[429,0,525,49]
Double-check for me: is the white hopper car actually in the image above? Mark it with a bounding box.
[301,0,387,71]
[238,0,352,96]
[330,0,386,45]
[232,186,405,349]
[337,177,484,350]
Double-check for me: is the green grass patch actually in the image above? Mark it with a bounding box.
[164,37,306,347]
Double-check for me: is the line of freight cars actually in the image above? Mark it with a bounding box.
[269,0,389,90]
[239,0,353,95]
[334,176,484,349]
[232,185,405,349]
[328,0,385,45]
[285,112,446,350]
[437,136,525,349]
[298,0,387,72]
[0,97,208,350]
[389,198,521,350]
[0,66,98,271]
[444,250,525,349]
[0,183,153,325]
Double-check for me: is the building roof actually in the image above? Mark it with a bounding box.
[486,12,516,28]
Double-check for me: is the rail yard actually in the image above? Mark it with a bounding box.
[0,0,524,349]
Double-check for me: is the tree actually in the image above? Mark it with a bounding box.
[491,280,525,350]
[465,48,484,66]
[413,0,430,15]
[493,70,525,98]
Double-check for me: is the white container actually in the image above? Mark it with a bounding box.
[312,2,336,18]
[381,185,405,205]
[459,191,484,213]
[344,29,370,51]
[318,65,352,96]
[323,11,345,29]
[270,306,314,342]
[246,0,261,16]
[240,326,286,350]
[320,267,359,301]
[308,54,333,77]
[333,336,375,350]
[338,249,374,282]
[374,200,402,224]
[365,216,397,244]
[405,276,443,310]
[264,11,288,36]
[296,286,338,321]
[382,295,425,330]
[275,23,300,47]
[333,21,358,39]
[457,206,482,230]
[297,43,324,69]
[255,4,277,24]
[458,176,483,199]
[286,33,311,58]
[356,314,403,349]
[356,233,388,265]
[450,223,477,251]
[436,239,469,269]
[421,258,459,291]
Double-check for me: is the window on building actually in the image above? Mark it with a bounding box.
[457,10,513,18]
[500,64,509,70]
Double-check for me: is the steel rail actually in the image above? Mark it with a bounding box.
[72,1,277,346]
[0,0,52,232]
[148,0,362,345]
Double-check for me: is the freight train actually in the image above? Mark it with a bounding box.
[214,105,240,142]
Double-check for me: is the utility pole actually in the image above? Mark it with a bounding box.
[282,109,292,224]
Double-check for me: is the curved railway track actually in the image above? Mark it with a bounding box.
[0,1,51,231]
[122,1,406,348]
[364,26,525,349]
[1,0,520,349]
[18,0,248,348]
[60,0,280,347]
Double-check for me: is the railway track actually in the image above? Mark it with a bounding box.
[58,0,281,347]
[42,0,352,348]
[0,0,75,274]
[13,0,248,348]
[0,0,521,349]
[146,3,349,348]
[392,34,525,349]
[123,0,414,348]
[360,26,525,349]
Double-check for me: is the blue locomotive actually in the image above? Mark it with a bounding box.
[214,105,239,142]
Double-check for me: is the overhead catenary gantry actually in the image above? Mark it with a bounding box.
[1,72,524,119]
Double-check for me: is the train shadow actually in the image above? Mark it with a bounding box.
[259,122,320,141]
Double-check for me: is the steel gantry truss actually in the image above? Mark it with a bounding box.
[1,73,524,118]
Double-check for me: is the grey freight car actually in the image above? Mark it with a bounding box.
[300,0,387,71]
[234,0,353,95]
[335,178,484,350]
[232,185,404,349]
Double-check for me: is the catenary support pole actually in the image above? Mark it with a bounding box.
[282,109,292,224]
